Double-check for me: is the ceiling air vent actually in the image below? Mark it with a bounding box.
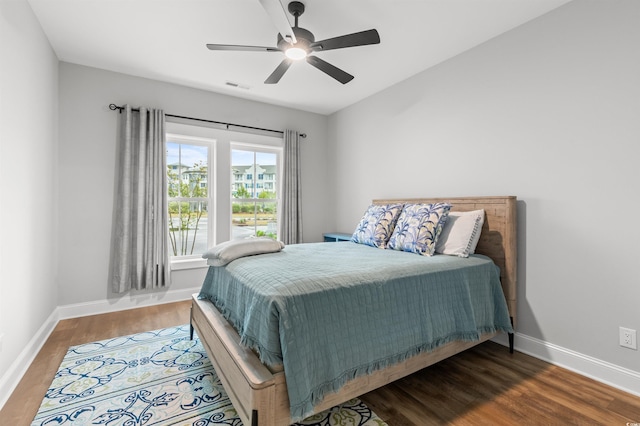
[225,81,251,90]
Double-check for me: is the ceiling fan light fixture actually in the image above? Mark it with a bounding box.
[207,1,380,84]
[285,46,308,60]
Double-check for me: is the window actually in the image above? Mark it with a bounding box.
[166,137,213,260]
[166,121,283,269]
[231,147,280,240]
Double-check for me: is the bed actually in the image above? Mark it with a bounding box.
[190,196,517,426]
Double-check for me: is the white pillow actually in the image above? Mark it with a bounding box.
[435,209,485,257]
[202,238,285,266]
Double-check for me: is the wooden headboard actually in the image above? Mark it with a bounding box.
[372,196,517,327]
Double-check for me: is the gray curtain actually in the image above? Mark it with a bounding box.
[111,105,170,293]
[281,130,302,244]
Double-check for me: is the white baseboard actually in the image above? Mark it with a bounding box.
[0,286,200,410]
[493,332,640,397]
[0,309,58,410]
[56,287,200,320]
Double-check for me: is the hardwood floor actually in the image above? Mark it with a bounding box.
[359,343,640,425]
[2,301,639,425]
[0,301,191,426]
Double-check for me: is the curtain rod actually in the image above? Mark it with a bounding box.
[108,104,306,138]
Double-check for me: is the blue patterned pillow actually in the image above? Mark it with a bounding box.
[351,203,404,248]
[388,203,451,256]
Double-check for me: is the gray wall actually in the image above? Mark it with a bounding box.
[57,63,329,305]
[328,0,640,374]
[0,0,59,383]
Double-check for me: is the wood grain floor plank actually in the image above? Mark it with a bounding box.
[0,300,191,426]
[360,342,640,425]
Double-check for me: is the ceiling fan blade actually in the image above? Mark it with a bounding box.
[258,0,296,44]
[265,59,293,84]
[206,44,281,52]
[311,29,380,52]
[306,56,354,84]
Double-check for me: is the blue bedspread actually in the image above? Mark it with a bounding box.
[198,242,513,421]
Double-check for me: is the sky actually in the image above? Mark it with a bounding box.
[167,142,207,167]
[231,149,277,167]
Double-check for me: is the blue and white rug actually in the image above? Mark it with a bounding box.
[31,325,387,426]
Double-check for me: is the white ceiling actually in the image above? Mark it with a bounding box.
[28,0,571,115]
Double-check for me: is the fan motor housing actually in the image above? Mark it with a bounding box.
[277,27,314,52]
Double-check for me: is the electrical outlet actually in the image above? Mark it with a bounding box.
[619,327,637,350]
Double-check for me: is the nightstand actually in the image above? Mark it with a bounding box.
[323,232,352,242]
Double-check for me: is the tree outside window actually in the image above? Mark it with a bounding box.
[167,142,209,256]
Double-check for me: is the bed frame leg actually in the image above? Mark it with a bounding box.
[189,306,194,340]
[508,316,514,354]
[251,409,258,426]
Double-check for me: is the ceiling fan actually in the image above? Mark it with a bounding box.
[206,1,380,84]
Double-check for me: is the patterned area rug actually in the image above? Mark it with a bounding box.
[31,325,387,426]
